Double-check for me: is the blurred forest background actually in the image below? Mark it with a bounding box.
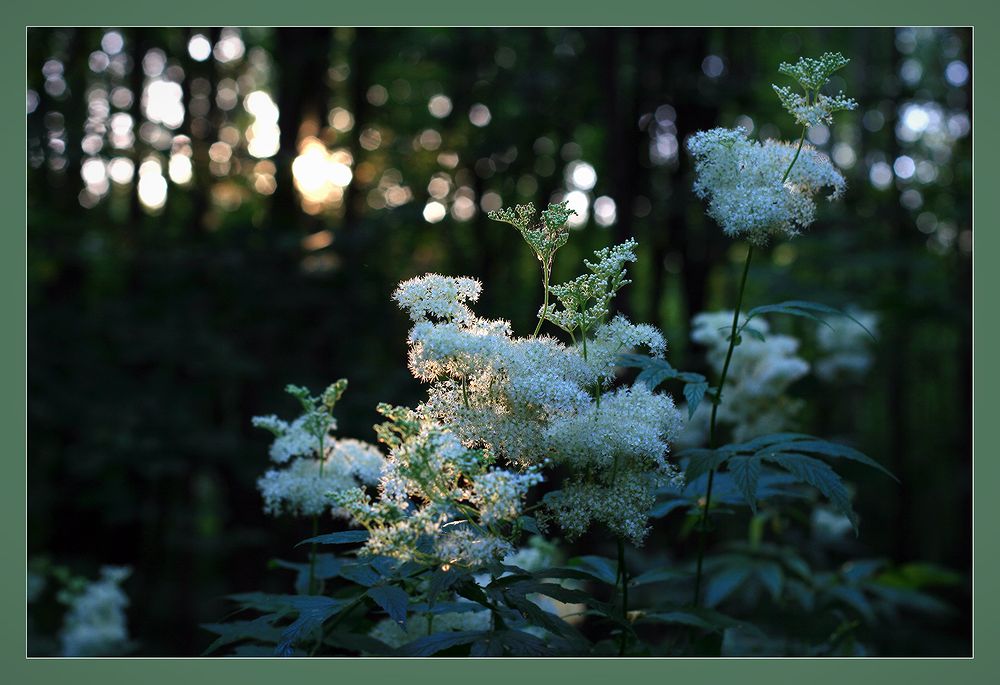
[26,27,971,655]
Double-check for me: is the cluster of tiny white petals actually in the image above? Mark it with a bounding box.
[680,311,810,445]
[330,438,386,485]
[393,274,483,324]
[258,455,357,517]
[434,526,515,567]
[252,414,334,464]
[391,255,684,545]
[772,86,858,127]
[468,468,545,526]
[549,468,678,545]
[407,318,512,382]
[585,315,666,381]
[545,385,682,473]
[331,402,540,568]
[59,566,131,657]
[253,408,385,518]
[688,127,845,244]
[814,308,879,382]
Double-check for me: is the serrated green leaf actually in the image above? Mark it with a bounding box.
[498,629,554,656]
[636,365,676,389]
[628,567,690,587]
[296,529,370,547]
[398,630,488,656]
[775,300,877,340]
[704,565,754,608]
[745,303,834,330]
[683,381,709,418]
[679,448,732,481]
[272,595,356,656]
[729,433,814,453]
[568,556,618,585]
[324,630,398,656]
[728,455,761,513]
[367,585,409,626]
[502,591,587,643]
[753,561,784,601]
[518,515,541,535]
[338,562,381,587]
[765,439,896,481]
[201,615,283,655]
[760,452,858,532]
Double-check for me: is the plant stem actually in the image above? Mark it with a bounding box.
[533,262,550,339]
[782,126,807,184]
[308,429,328,595]
[692,245,754,607]
[617,537,629,656]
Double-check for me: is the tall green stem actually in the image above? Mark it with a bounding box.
[617,537,629,656]
[782,126,807,184]
[533,262,551,339]
[690,123,809,606]
[308,430,327,595]
[692,245,753,606]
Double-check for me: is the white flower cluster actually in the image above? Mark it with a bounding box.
[814,308,879,382]
[333,405,537,568]
[59,566,131,657]
[679,311,810,446]
[772,52,858,128]
[253,385,385,518]
[688,128,846,244]
[393,273,483,324]
[773,85,858,128]
[388,257,682,547]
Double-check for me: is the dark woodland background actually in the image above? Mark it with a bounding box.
[26,27,971,655]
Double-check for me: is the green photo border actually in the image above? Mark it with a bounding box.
[5,1,991,682]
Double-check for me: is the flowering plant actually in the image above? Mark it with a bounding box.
[203,52,954,657]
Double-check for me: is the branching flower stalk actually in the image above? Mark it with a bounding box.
[488,202,574,338]
[690,52,857,606]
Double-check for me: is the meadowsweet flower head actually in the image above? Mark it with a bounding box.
[253,383,385,518]
[393,274,483,324]
[336,405,541,568]
[59,566,132,657]
[772,52,857,128]
[688,128,845,244]
[387,236,683,547]
[680,312,810,446]
[778,52,850,91]
[489,201,574,266]
[549,468,680,545]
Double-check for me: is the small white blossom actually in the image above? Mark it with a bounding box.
[468,468,544,526]
[545,385,682,472]
[680,311,810,446]
[688,127,846,244]
[773,85,858,127]
[59,566,131,657]
[393,274,483,324]
[257,453,357,517]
